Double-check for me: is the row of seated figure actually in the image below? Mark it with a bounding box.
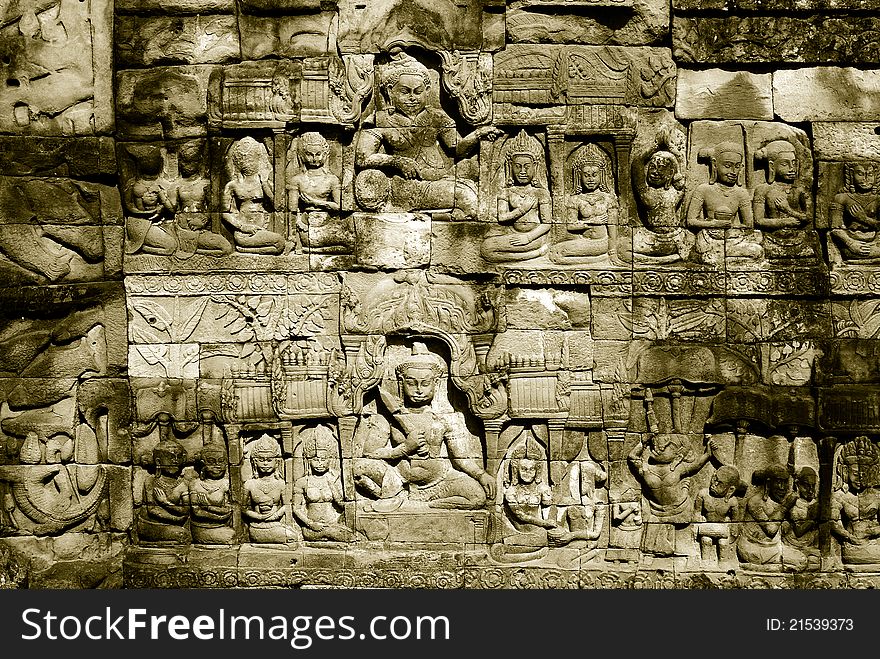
[124,133,354,258]
[137,427,352,546]
[124,123,876,268]
[136,427,880,570]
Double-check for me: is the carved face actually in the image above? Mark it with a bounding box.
[300,143,327,169]
[517,458,537,484]
[309,450,331,475]
[155,454,183,478]
[715,151,742,186]
[797,474,816,501]
[579,165,602,193]
[843,459,878,493]
[252,454,277,476]
[510,155,536,185]
[646,154,674,188]
[853,164,876,192]
[709,473,727,498]
[202,453,227,479]
[651,435,682,465]
[389,73,428,117]
[767,475,790,503]
[773,151,798,182]
[400,366,439,406]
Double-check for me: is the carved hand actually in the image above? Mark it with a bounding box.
[479,472,496,501]
[397,158,421,180]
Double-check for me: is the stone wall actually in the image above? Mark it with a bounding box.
[2,0,880,589]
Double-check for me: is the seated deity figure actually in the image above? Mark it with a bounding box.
[124,146,178,257]
[686,142,764,266]
[242,434,298,544]
[171,141,233,258]
[137,438,190,543]
[222,137,287,255]
[550,143,616,264]
[480,130,552,264]
[737,466,811,571]
[626,136,695,263]
[287,132,354,254]
[187,442,235,545]
[353,343,496,511]
[355,51,501,220]
[829,162,880,262]
[752,139,815,259]
[782,466,819,565]
[693,465,741,568]
[831,437,880,565]
[292,426,353,542]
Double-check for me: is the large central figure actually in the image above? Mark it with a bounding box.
[354,343,496,510]
[355,51,500,220]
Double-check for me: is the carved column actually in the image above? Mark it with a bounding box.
[546,126,567,223]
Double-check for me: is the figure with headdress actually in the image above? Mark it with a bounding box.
[480,130,552,264]
[752,139,815,259]
[287,132,354,254]
[242,434,298,544]
[686,141,764,265]
[222,137,287,255]
[170,141,233,258]
[831,437,880,565]
[782,466,819,565]
[550,143,616,264]
[355,52,502,220]
[628,392,717,557]
[292,426,353,542]
[137,438,190,543]
[626,130,695,263]
[829,162,880,262]
[353,343,495,511]
[187,442,236,544]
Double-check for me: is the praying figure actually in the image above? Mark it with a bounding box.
[831,437,880,565]
[752,139,815,260]
[550,143,616,264]
[480,130,552,264]
[137,438,190,544]
[187,442,236,545]
[242,434,298,544]
[287,132,354,254]
[686,141,764,265]
[829,162,880,262]
[222,137,287,255]
[124,146,177,257]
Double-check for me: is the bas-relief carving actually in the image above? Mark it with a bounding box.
[12,0,880,589]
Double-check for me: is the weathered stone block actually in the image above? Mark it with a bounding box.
[0,0,113,135]
[814,122,880,161]
[506,0,669,46]
[774,68,880,121]
[116,15,241,67]
[675,16,880,65]
[675,69,772,120]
